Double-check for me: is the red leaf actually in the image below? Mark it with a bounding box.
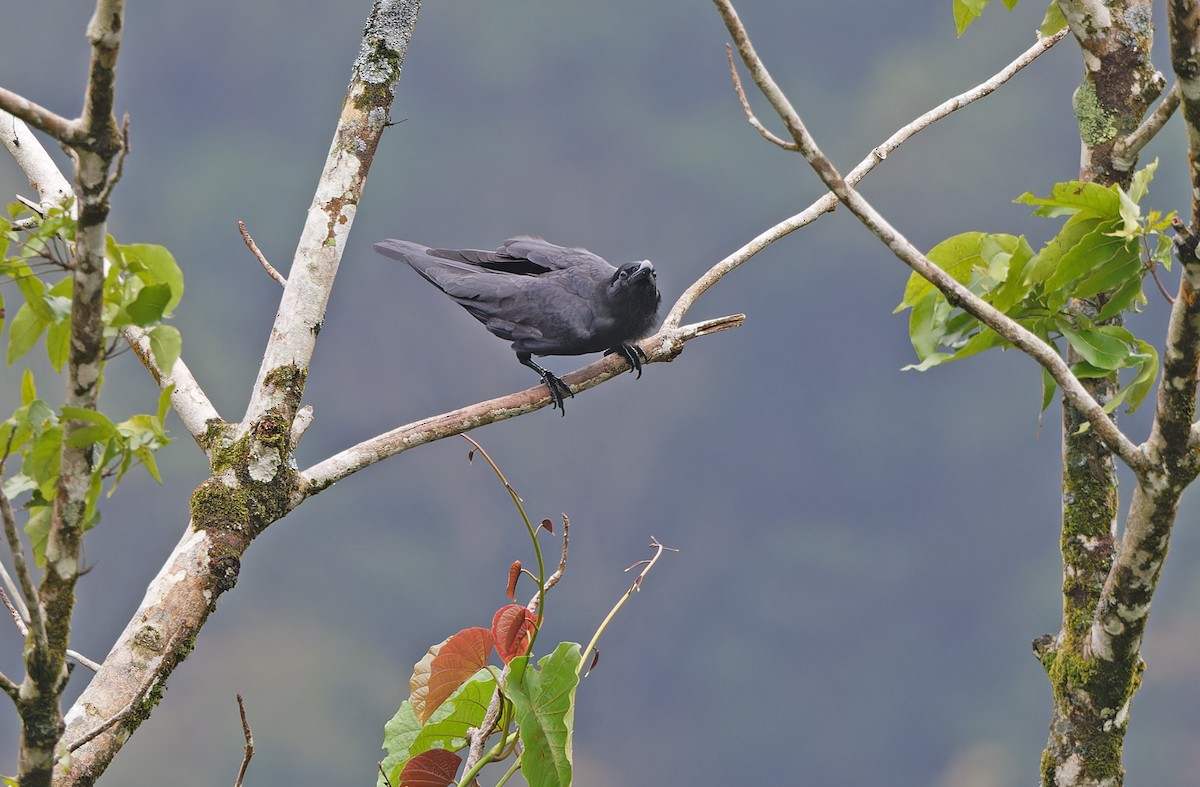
[397,749,461,787]
[540,518,554,534]
[506,560,521,602]
[425,627,494,718]
[491,604,538,663]
[587,648,600,676]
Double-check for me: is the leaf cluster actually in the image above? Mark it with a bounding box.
[897,163,1171,414]
[1,370,173,564]
[1,201,183,563]
[952,0,1065,38]
[1,202,183,374]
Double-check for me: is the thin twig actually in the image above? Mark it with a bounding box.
[0,556,29,624]
[238,220,287,286]
[97,114,131,205]
[726,44,797,150]
[463,689,505,775]
[0,438,46,653]
[528,514,569,615]
[713,0,1150,477]
[578,536,677,678]
[665,26,1068,330]
[0,587,100,672]
[67,692,143,753]
[233,694,254,787]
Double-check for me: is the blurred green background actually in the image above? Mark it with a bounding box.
[2,2,1199,785]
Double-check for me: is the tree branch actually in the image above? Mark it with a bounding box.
[292,314,743,503]
[1113,81,1180,171]
[0,110,74,209]
[712,0,1149,476]
[57,5,423,783]
[0,87,78,144]
[239,0,420,434]
[123,326,224,450]
[665,24,1067,330]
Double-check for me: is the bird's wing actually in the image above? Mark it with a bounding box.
[497,236,615,274]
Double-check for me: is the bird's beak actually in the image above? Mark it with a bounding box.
[629,260,654,282]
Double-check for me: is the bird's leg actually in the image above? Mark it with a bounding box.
[517,352,574,415]
[604,343,649,378]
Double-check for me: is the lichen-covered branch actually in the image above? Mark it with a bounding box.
[0,3,129,786]
[239,0,420,433]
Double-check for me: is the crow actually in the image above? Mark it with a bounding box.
[373,235,661,414]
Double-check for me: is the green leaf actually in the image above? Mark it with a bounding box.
[509,642,581,787]
[380,702,422,787]
[410,671,496,756]
[20,368,36,405]
[148,325,181,375]
[1129,158,1157,204]
[990,235,1035,312]
[1120,340,1158,413]
[1096,275,1146,321]
[1060,325,1129,370]
[1041,366,1058,412]
[156,384,175,424]
[898,232,986,310]
[1073,249,1142,299]
[1016,180,1121,218]
[124,282,173,326]
[1039,2,1066,36]
[953,0,988,36]
[7,303,48,365]
[380,673,497,787]
[24,507,51,567]
[13,270,51,320]
[1043,220,1125,293]
[900,351,955,372]
[1026,214,1102,286]
[120,244,184,315]
[45,317,71,372]
[61,407,117,446]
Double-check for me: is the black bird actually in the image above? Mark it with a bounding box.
[373,235,661,414]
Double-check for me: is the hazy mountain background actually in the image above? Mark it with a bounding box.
[2,2,1199,785]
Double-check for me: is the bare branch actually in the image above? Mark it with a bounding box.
[293,314,743,504]
[0,463,46,653]
[712,0,1149,476]
[665,26,1067,330]
[1113,82,1180,171]
[726,44,796,150]
[233,694,255,787]
[0,585,100,673]
[0,86,78,143]
[0,110,73,209]
[239,219,287,286]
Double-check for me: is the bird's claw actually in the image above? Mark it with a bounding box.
[606,343,649,378]
[542,371,574,416]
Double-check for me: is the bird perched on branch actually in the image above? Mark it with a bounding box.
[373,235,661,415]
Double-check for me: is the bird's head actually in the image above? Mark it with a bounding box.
[607,260,661,337]
[609,260,658,298]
